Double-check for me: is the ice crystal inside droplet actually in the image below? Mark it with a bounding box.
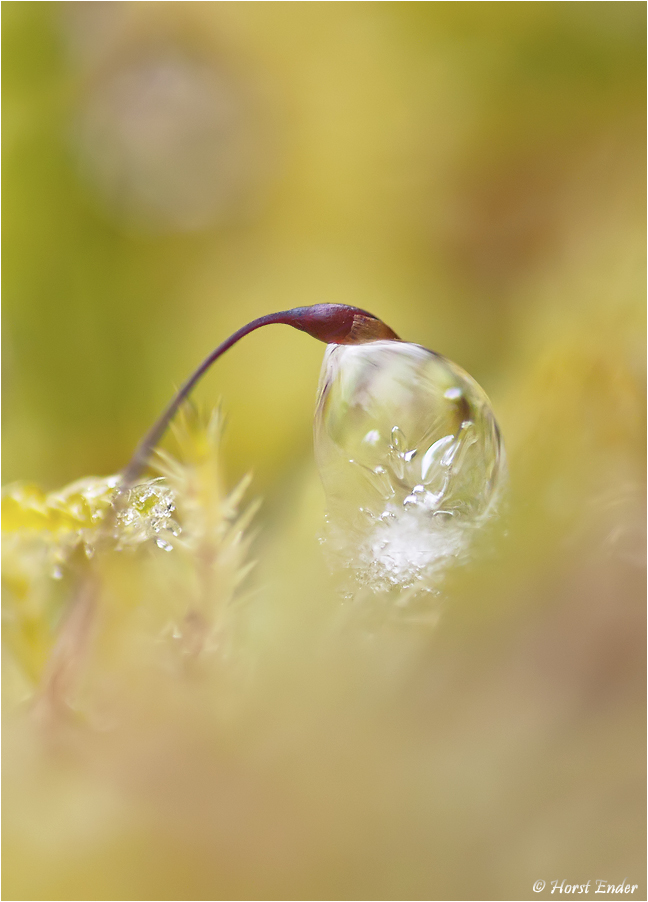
[314,341,505,593]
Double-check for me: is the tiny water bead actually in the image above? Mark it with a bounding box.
[113,480,181,551]
[314,340,505,593]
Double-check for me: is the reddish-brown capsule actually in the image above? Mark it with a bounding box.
[281,304,399,344]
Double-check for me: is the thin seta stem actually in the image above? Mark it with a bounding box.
[121,304,399,488]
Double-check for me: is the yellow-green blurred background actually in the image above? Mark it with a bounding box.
[3,3,646,900]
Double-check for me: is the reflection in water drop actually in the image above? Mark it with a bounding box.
[314,341,505,596]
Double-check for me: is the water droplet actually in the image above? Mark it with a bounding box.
[314,341,505,595]
[114,481,181,550]
[155,537,174,552]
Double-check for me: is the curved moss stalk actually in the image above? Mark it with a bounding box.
[122,304,399,487]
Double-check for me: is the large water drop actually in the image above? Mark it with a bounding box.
[314,341,505,594]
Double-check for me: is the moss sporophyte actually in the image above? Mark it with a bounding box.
[2,304,504,703]
[121,304,401,487]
